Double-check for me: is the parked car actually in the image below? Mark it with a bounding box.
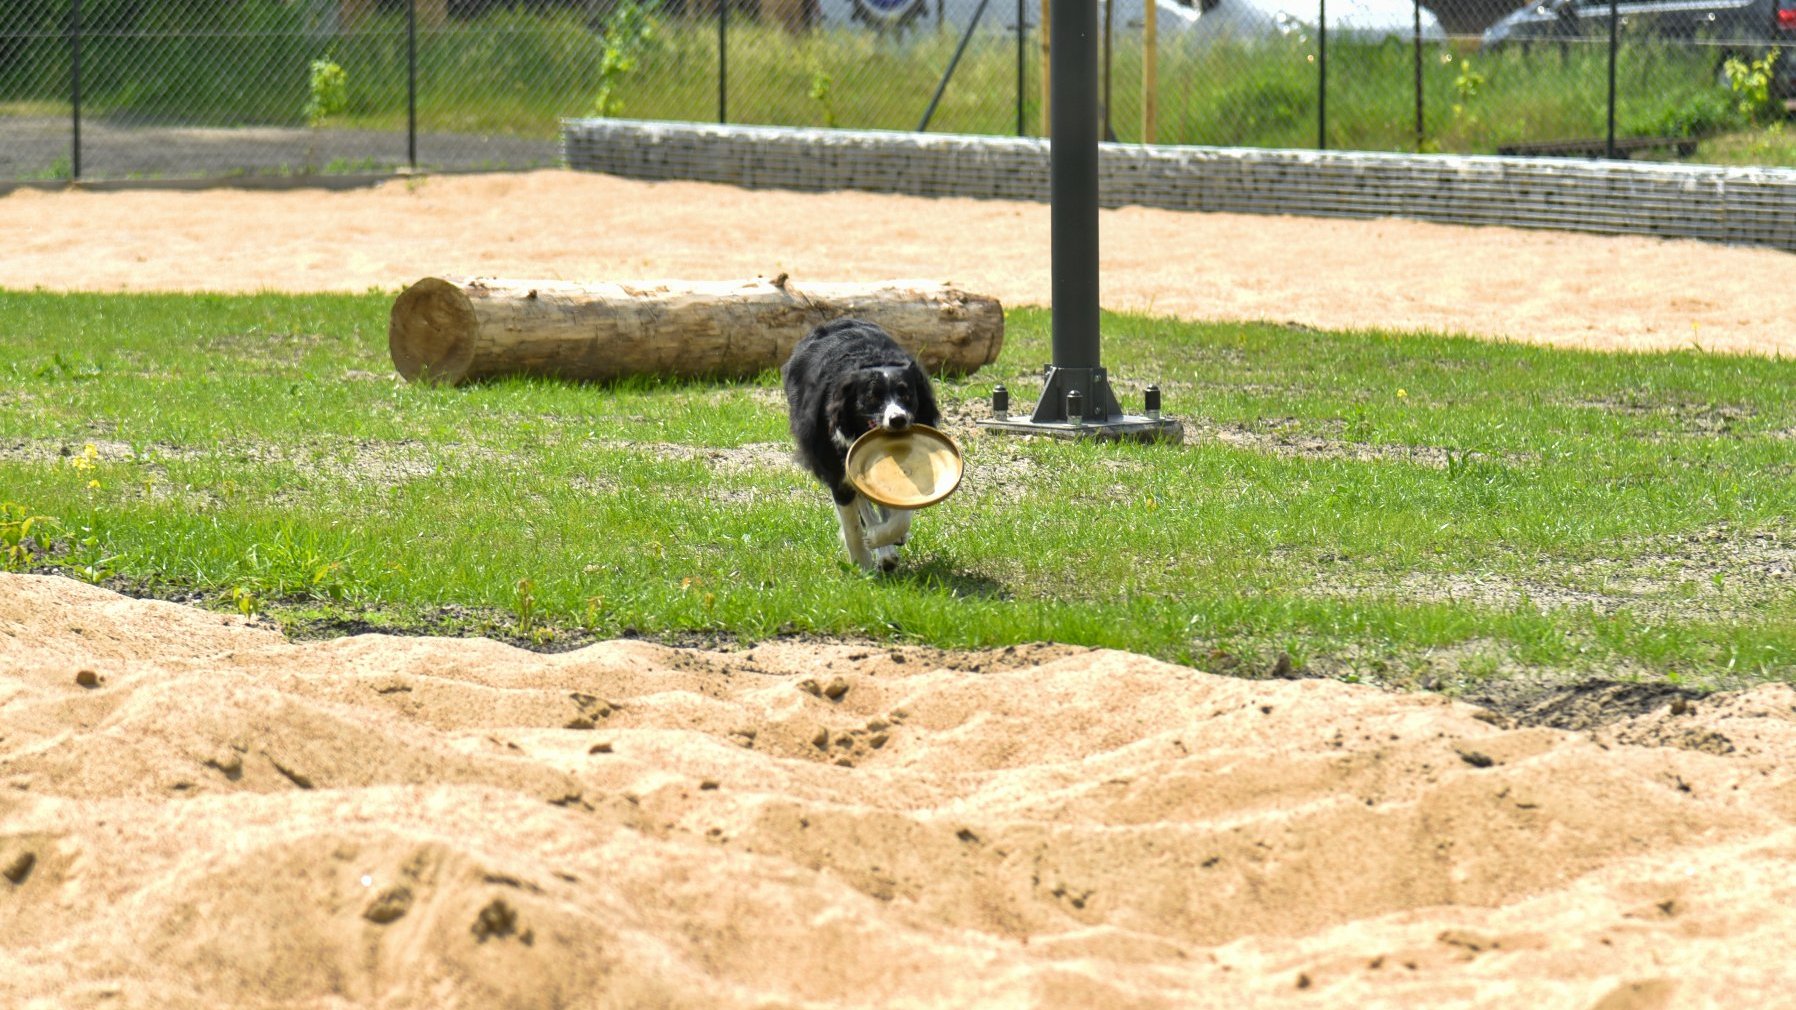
[1169,0,1448,44]
[811,0,1446,43]
[809,0,1205,34]
[1481,0,1796,96]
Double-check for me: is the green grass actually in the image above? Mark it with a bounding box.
[4,288,1796,692]
[3,3,1791,164]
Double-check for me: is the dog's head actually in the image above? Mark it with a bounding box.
[829,364,934,440]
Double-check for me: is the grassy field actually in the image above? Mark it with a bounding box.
[4,288,1795,693]
[2,3,1789,165]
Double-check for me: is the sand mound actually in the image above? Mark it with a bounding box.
[3,573,1794,1008]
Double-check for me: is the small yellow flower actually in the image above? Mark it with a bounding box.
[1396,388,1409,399]
[67,443,100,470]
[87,479,101,489]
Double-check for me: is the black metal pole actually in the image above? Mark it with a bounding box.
[918,0,994,131]
[1017,0,1025,135]
[984,0,1176,435]
[1413,0,1423,151]
[718,0,728,123]
[1050,0,1099,374]
[1317,0,1327,149]
[1605,0,1617,158]
[69,0,82,180]
[407,0,418,169]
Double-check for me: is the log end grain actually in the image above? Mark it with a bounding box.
[389,277,479,385]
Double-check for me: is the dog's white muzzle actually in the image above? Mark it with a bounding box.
[880,403,912,431]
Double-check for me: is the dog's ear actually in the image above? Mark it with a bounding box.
[906,361,941,426]
[824,372,859,438]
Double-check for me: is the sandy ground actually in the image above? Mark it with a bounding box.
[6,169,1796,356]
[3,573,1796,1008]
[9,175,1796,1005]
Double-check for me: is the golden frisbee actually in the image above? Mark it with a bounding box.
[845,424,964,509]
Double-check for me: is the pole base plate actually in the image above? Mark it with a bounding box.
[976,414,1184,443]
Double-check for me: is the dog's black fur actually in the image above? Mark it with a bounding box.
[783,318,941,505]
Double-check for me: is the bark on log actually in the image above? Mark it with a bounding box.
[388,276,1004,386]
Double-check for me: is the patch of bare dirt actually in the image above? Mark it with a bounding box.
[4,573,1796,1008]
[0,435,501,489]
[7,170,1796,356]
[1566,397,1761,438]
[618,440,796,475]
[1182,416,1528,469]
[1303,521,1796,622]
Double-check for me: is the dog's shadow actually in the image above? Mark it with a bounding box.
[887,557,1010,600]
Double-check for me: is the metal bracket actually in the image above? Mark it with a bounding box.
[979,369,1182,442]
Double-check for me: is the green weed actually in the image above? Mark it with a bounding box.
[1723,49,1781,124]
[305,57,350,128]
[1,502,58,572]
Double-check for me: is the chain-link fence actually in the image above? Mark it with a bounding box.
[3,0,1793,184]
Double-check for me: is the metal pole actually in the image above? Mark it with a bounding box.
[919,0,994,131]
[718,0,729,122]
[1017,0,1026,135]
[1412,0,1423,151]
[69,0,82,180]
[407,0,418,169]
[983,0,1177,436]
[1606,0,1617,158]
[1050,0,1099,374]
[1317,0,1327,150]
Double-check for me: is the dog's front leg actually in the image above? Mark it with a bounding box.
[834,497,878,572]
[861,504,912,550]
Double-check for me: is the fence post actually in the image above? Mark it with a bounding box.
[407,0,418,169]
[69,0,83,180]
[718,0,728,123]
[1412,0,1422,151]
[1040,0,1051,133]
[1317,0,1327,150]
[1016,0,1026,135]
[1143,0,1157,143]
[1606,0,1617,157]
[1102,0,1114,140]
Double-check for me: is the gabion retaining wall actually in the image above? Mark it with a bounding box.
[564,118,1796,252]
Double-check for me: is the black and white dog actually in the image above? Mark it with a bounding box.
[783,318,941,573]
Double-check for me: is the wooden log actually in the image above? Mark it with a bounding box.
[388,276,1004,386]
